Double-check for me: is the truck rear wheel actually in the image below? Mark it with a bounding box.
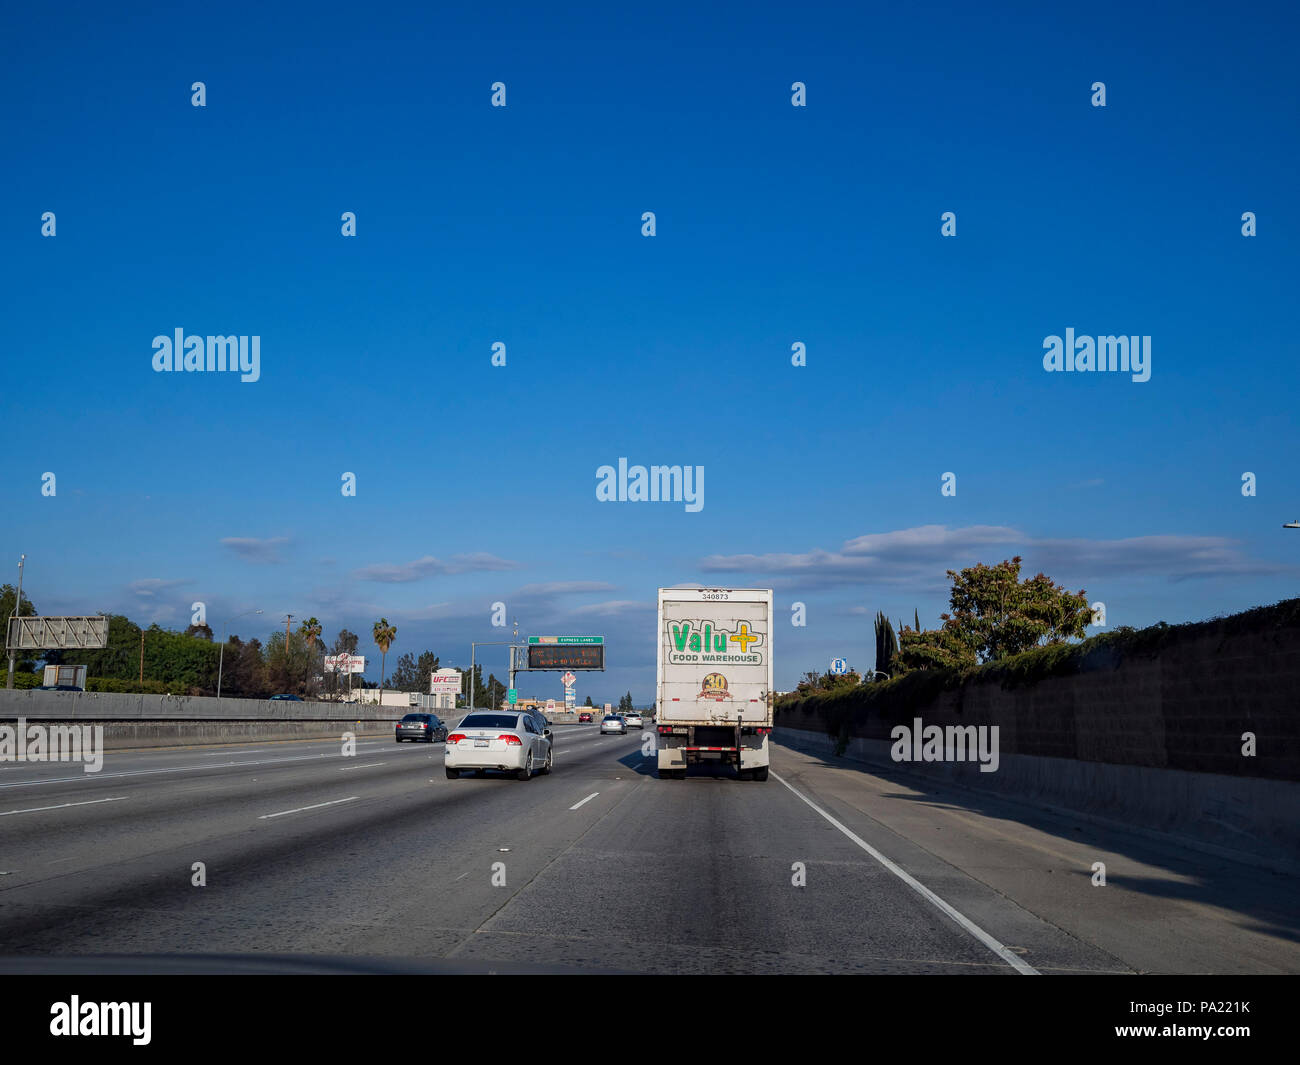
[752,766,769,782]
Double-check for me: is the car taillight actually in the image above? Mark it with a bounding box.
[499,734,523,746]
[447,733,466,743]
[419,722,427,728]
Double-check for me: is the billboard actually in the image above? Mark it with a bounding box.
[429,670,462,695]
[6,616,109,651]
[324,654,366,674]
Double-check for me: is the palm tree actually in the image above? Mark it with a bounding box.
[372,618,397,704]
[298,617,323,697]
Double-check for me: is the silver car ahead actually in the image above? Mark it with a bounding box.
[446,712,553,781]
[600,714,626,735]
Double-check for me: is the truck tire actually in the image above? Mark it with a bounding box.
[445,766,459,779]
[752,766,769,782]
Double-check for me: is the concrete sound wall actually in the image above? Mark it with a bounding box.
[0,689,400,749]
[0,690,580,749]
[773,602,1300,869]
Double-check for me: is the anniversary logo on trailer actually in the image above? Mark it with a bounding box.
[697,672,730,701]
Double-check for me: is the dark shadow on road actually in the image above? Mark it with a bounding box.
[776,737,1300,947]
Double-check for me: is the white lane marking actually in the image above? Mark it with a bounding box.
[340,762,387,771]
[0,797,128,817]
[772,771,1040,976]
[569,792,600,810]
[0,753,338,790]
[259,796,358,820]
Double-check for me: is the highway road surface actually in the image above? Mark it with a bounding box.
[0,726,1295,974]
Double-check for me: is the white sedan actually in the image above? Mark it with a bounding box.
[446,712,553,781]
[623,712,643,729]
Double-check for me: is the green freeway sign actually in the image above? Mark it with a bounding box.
[507,689,518,704]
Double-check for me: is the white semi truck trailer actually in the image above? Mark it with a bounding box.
[655,587,773,781]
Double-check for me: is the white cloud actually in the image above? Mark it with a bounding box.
[221,537,290,563]
[352,553,521,583]
[700,525,1289,587]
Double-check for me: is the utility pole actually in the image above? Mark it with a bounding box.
[139,629,145,684]
[5,554,25,689]
[285,614,293,645]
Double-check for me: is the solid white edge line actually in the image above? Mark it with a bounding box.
[1,797,128,817]
[771,770,1040,975]
[569,792,600,810]
[259,796,358,819]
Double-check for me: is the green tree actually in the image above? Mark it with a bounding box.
[265,630,313,694]
[416,650,439,681]
[483,671,507,710]
[943,556,1090,662]
[583,695,594,707]
[73,614,142,681]
[297,617,324,697]
[618,691,634,712]
[185,622,214,641]
[795,668,860,695]
[898,626,978,672]
[220,635,264,697]
[372,618,397,701]
[874,611,898,678]
[387,652,423,692]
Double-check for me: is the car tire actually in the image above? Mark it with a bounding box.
[540,747,552,774]
[517,752,533,782]
[396,737,402,743]
[752,766,770,782]
[445,766,459,779]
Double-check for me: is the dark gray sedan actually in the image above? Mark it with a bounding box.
[396,713,447,743]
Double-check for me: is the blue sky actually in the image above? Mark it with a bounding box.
[2,1,1298,701]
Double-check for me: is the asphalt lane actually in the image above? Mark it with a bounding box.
[0,727,1294,974]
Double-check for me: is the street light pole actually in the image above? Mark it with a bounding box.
[217,608,263,699]
[5,554,24,689]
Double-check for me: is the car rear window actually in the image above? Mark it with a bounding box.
[604,715,621,721]
[459,714,520,729]
[400,714,424,722]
